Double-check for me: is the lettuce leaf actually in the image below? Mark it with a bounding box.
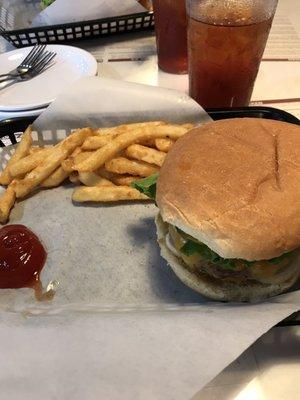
[180,237,295,269]
[131,173,158,200]
[180,240,236,269]
[268,252,295,264]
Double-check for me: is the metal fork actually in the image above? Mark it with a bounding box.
[0,51,56,85]
[0,44,47,79]
[24,51,56,77]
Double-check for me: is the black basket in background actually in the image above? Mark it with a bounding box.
[0,106,299,327]
[0,11,154,48]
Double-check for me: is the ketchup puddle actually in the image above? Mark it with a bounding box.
[0,225,53,300]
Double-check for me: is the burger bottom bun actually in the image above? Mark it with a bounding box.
[155,214,300,303]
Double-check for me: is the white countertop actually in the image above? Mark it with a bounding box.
[193,326,299,400]
[0,1,299,399]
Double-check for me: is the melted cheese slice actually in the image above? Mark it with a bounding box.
[167,224,295,285]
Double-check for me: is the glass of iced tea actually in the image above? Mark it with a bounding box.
[153,0,188,74]
[187,0,278,108]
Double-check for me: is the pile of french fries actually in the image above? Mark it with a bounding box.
[0,121,194,223]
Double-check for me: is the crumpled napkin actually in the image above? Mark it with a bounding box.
[31,0,147,27]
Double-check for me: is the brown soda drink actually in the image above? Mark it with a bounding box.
[153,0,188,74]
[187,1,277,108]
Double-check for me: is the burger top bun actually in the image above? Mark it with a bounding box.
[156,118,300,261]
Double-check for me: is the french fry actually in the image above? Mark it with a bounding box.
[12,147,70,198]
[83,135,160,151]
[155,138,174,152]
[78,172,115,187]
[61,151,93,173]
[11,129,91,178]
[97,167,115,181]
[111,175,139,187]
[61,159,74,173]
[41,166,70,188]
[72,186,149,202]
[0,126,33,185]
[152,125,193,152]
[9,147,53,178]
[59,128,93,153]
[13,128,93,198]
[69,172,80,183]
[82,134,119,150]
[181,123,195,130]
[139,138,157,147]
[82,122,165,151]
[74,125,189,172]
[29,147,45,154]
[95,121,164,136]
[126,144,166,167]
[0,185,16,224]
[71,147,82,157]
[105,157,159,177]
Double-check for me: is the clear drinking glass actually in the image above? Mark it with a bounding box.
[187,0,278,108]
[153,0,188,74]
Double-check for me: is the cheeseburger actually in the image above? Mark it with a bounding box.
[135,118,300,302]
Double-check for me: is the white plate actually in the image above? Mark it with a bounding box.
[0,45,97,112]
[0,106,46,122]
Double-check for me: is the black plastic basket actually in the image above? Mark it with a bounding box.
[0,11,154,48]
[0,106,299,327]
[0,106,299,147]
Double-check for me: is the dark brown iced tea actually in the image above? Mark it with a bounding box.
[188,14,273,107]
[153,0,188,74]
